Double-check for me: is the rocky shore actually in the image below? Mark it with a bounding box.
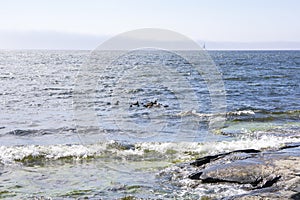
[188,143,300,199]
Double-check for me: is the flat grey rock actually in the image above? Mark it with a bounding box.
[188,144,300,199]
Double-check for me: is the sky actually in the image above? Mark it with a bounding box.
[0,0,299,50]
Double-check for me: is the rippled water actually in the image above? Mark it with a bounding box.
[0,50,299,199]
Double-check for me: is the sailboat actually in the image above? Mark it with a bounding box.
[203,42,206,50]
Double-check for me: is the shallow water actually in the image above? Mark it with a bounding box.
[0,50,299,199]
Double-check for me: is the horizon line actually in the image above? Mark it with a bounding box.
[1,48,300,51]
[1,30,300,50]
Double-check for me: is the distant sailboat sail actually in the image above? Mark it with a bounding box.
[203,43,206,49]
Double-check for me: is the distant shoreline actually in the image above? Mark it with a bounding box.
[0,49,300,51]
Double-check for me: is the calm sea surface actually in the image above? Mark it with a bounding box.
[0,50,299,199]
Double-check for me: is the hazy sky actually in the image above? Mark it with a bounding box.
[0,0,299,49]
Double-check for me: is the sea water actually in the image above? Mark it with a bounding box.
[0,50,299,199]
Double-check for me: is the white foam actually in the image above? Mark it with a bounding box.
[0,134,299,165]
[134,134,299,159]
[228,110,255,115]
[176,109,256,117]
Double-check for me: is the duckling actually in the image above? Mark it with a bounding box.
[130,101,140,107]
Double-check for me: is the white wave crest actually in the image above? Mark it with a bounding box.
[1,134,299,166]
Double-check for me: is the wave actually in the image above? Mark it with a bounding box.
[176,109,299,119]
[227,110,255,116]
[1,135,299,166]
[1,127,76,136]
[228,109,300,123]
[176,109,255,118]
[229,109,300,116]
[1,109,298,141]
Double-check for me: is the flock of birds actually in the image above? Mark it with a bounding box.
[129,100,169,108]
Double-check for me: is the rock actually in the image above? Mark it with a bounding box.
[279,142,300,150]
[190,149,260,167]
[291,192,300,200]
[188,144,300,199]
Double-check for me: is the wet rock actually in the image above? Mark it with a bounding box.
[291,192,300,200]
[188,144,300,199]
[190,149,260,167]
[190,158,281,189]
[279,142,300,150]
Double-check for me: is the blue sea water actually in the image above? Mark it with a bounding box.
[0,50,299,199]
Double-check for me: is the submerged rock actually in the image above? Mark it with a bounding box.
[188,144,300,199]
